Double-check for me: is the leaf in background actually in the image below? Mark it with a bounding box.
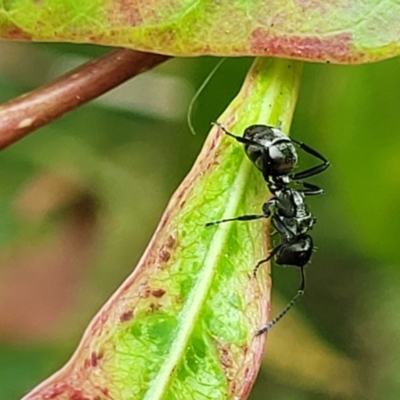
[0,1,399,63]
[22,57,302,400]
[265,296,360,398]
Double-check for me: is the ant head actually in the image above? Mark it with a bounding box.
[242,125,298,177]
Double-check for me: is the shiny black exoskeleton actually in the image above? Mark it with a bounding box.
[214,122,330,195]
[207,186,315,241]
[261,185,317,240]
[206,185,316,333]
[207,122,330,334]
[252,186,315,334]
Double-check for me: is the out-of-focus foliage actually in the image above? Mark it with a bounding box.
[0,43,400,400]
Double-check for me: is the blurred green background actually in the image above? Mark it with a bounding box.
[0,43,399,400]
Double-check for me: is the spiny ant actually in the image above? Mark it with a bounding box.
[207,122,330,334]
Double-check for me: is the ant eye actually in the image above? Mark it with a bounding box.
[268,144,298,176]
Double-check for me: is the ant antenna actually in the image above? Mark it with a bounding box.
[187,58,226,135]
[212,121,260,147]
[255,265,306,336]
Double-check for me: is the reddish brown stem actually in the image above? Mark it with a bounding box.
[0,49,170,150]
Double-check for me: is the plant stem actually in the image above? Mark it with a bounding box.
[0,49,170,150]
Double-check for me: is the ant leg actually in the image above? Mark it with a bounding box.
[255,266,306,335]
[212,122,261,147]
[206,197,276,227]
[292,139,329,164]
[262,198,278,216]
[291,163,330,181]
[296,181,324,196]
[290,139,330,180]
[205,213,268,227]
[253,244,282,277]
[271,214,294,241]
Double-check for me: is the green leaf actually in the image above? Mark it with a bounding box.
[22,57,302,400]
[1,1,399,63]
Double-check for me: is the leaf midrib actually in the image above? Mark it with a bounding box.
[144,153,251,400]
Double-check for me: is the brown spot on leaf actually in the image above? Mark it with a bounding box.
[149,302,161,312]
[108,0,142,27]
[70,390,89,400]
[90,312,109,337]
[120,310,133,322]
[166,235,176,249]
[220,345,232,370]
[90,351,103,367]
[139,281,151,298]
[250,30,361,63]
[2,26,32,40]
[151,288,166,298]
[159,250,170,262]
[41,383,67,399]
[158,234,176,264]
[209,136,217,151]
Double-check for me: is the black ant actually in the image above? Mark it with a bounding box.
[207,122,330,334]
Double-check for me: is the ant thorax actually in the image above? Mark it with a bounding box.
[273,189,315,238]
[291,191,309,218]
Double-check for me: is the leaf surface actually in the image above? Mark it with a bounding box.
[22,57,302,400]
[0,1,399,63]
